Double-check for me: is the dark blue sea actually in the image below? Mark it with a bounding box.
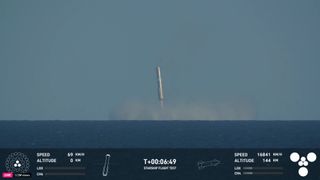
[0,120,319,148]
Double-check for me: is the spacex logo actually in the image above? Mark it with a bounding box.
[290,152,317,177]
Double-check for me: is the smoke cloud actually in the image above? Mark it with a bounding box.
[109,101,255,120]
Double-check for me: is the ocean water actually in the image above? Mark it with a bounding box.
[0,120,319,148]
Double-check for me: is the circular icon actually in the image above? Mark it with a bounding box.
[298,167,308,177]
[307,152,317,162]
[5,152,30,173]
[290,152,300,162]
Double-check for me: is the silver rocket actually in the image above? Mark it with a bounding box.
[156,66,164,108]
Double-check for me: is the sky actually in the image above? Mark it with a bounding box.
[0,0,319,120]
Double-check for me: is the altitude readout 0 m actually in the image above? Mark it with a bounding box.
[144,159,177,165]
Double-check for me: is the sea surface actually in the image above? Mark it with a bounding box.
[0,120,319,148]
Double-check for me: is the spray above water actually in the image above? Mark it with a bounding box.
[109,101,255,120]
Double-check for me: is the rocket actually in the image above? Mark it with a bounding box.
[156,66,164,108]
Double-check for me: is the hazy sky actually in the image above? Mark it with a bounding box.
[1,0,319,120]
